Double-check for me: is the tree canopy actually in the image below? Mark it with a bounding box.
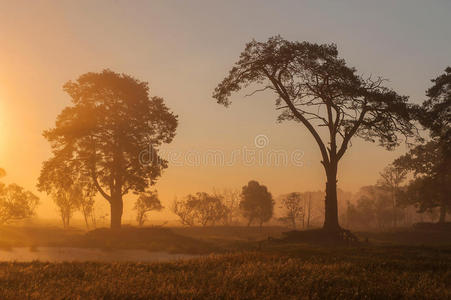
[0,183,39,224]
[41,69,178,229]
[134,190,163,227]
[394,67,451,223]
[240,180,274,227]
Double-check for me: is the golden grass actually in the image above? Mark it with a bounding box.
[0,246,450,299]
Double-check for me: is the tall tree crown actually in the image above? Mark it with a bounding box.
[213,36,417,166]
[42,69,178,203]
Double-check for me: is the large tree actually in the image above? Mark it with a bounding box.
[42,70,178,229]
[395,140,450,223]
[394,67,451,223]
[420,66,451,148]
[213,37,417,231]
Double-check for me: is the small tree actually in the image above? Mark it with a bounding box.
[0,183,39,224]
[38,158,95,229]
[134,191,163,227]
[54,186,81,229]
[172,193,227,226]
[377,164,407,227]
[172,197,196,226]
[213,188,241,225]
[279,192,304,229]
[240,180,274,228]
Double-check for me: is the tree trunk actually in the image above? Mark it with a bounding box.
[307,193,311,228]
[439,203,447,223]
[110,196,123,230]
[323,164,340,231]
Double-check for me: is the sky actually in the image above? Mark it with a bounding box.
[0,0,450,222]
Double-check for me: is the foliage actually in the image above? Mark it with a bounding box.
[213,36,418,230]
[377,164,408,227]
[41,69,178,229]
[394,140,450,223]
[347,185,394,230]
[173,193,228,227]
[279,192,304,229]
[212,188,241,225]
[395,67,451,223]
[0,183,39,224]
[421,66,451,146]
[134,191,163,226]
[37,158,95,229]
[240,180,274,227]
[395,141,451,220]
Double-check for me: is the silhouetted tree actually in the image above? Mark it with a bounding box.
[279,192,304,229]
[240,180,274,228]
[172,192,227,226]
[378,164,407,227]
[172,197,196,226]
[188,192,227,226]
[134,190,163,226]
[0,182,39,224]
[41,70,178,229]
[420,67,451,149]
[395,141,450,223]
[394,67,451,223]
[213,37,417,232]
[213,188,240,225]
[79,195,95,229]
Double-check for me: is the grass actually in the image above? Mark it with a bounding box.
[0,225,450,299]
[0,246,449,299]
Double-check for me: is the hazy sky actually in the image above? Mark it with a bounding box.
[0,0,450,221]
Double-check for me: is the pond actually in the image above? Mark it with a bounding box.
[0,247,199,262]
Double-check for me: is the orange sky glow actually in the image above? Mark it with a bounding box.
[0,0,450,221]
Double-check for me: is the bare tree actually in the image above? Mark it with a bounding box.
[54,186,81,229]
[279,192,304,229]
[378,164,407,227]
[213,188,240,225]
[172,197,196,226]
